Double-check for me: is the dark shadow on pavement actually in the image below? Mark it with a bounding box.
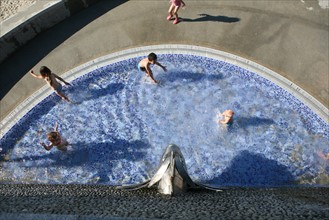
[0,0,128,100]
[204,150,295,187]
[182,14,240,23]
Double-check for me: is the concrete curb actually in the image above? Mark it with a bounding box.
[0,0,100,64]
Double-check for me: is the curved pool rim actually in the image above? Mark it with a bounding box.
[1,44,328,139]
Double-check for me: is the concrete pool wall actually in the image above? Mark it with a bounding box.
[0,0,102,63]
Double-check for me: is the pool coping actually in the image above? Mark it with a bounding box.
[1,44,328,139]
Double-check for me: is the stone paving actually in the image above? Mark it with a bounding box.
[0,184,329,219]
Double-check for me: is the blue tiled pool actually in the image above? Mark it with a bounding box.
[0,54,328,187]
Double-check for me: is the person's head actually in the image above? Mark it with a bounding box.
[47,131,60,143]
[227,109,234,116]
[40,66,51,78]
[148,53,157,64]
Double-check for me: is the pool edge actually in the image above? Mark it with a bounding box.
[1,44,328,139]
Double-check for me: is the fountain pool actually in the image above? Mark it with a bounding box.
[0,47,328,187]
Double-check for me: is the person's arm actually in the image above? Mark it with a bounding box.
[155,62,167,72]
[318,152,329,160]
[30,70,43,79]
[40,142,53,151]
[146,65,158,83]
[181,0,186,7]
[53,73,71,85]
[219,114,231,124]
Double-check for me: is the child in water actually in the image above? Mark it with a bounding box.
[30,66,71,102]
[138,53,167,84]
[218,109,234,124]
[40,123,69,152]
[317,151,329,161]
[167,0,186,24]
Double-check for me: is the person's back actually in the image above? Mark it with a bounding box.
[30,66,71,102]
[138,52,167,84]
[40,123,69,152]
[45,73,61,90]
[138,58,150,70]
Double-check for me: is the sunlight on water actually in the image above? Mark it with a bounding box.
[0,55,328,187]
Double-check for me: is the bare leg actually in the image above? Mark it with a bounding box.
[173,6,180,24]
[58,146,68,152]
[167,4,175,20]
[56,91,70,102]
[58,140,69,152]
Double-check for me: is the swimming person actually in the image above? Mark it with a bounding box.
[138,53,167,84]
[40,123,69,152]
[317,151,329,161]
[30,66,71,102]
[218,109,234,124]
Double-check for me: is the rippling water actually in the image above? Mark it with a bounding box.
[0,55,328,187]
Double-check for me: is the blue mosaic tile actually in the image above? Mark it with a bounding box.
[0,54,328,187]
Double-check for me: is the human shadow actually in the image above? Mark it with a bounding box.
[0,82,124,155]
[9,138,149,183]
[162,71,224,83]
[236,116,275,129]
[68,82,125,102]
[10,138,149,168]
[204,151,295,187]
[182,14,240,23]
[0,0,128,99]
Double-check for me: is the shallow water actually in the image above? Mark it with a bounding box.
[0,55,328,187]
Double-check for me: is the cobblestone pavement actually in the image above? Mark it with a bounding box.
[0,184,329,219]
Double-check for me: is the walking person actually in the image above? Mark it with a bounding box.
[167,0,186,24]
[30,66,71,102]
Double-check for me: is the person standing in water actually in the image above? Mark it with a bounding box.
[218,109,234,124]
[138,53,167,84]
[30,66,71,102]
[40,123,69,152]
